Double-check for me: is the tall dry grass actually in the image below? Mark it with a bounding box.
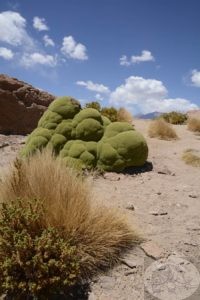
[187,117,200,133]
[182,149,200,167]
[148,118,178,140]
[117,107,133,124]
[0,150,138,278]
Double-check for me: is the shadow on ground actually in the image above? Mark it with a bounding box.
[122,161,153,175]
[3,283,90,300]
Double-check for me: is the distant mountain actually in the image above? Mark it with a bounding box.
[137,111,162,119]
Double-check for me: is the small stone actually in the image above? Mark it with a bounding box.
[125,205,135,211]
[103,173,123,181]
[189,194,198,199]
[140,241,165,259]
[125,270,137,276]
[121,258,137,268]
[184,241,198,247]
[150,211,168,216]
[156,192,162,195]
[0,142,9,149]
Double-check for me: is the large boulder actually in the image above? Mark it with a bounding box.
[21,97,148,172]
[0,74,55,134]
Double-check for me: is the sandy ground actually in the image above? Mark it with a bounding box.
[0,119,200,300]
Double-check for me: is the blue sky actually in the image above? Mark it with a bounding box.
[0,0,199,114]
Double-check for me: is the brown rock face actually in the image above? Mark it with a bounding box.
[0,74,55,134]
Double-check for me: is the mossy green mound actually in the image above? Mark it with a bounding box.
[22,96,148,172]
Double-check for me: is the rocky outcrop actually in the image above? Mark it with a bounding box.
[0,74,55,134]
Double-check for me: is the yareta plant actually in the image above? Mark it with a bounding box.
[21,96,148,172]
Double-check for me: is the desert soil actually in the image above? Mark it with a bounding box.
[0,119,200,300]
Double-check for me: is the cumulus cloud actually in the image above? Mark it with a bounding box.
[21,52,57,68]
[191,69,200,87]
[43,34,55,47]
[0,47,14,60]
[120,50,155,66]
[61,36,88,60]
[33,16,49,31]
[109,76,197,114]
[76,80,110,94]
[0,11,33,47]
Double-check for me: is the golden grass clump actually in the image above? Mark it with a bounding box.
[117,107,133,124]
[0,150,138,298]
[182,149,200,167]
[148,118,178,140]
[187,117,200,133]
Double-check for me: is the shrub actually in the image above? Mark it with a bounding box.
[21,97,148,172]
[0,199,80,299]
[161,111,187,124]
[148,118,178,140]
[85,101,101,111]
[117,107,133,124]
[182,149,200,167]
[101,106,118,122]
[187,117,200,132]
[0,150,138,298]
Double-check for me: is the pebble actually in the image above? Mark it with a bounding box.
[121,258,137,268]
[125,204,135,211]
[189,194,198,198]
[150,211,168,216]
[140,241,165,259]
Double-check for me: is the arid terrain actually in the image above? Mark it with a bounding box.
[0,119,200,300]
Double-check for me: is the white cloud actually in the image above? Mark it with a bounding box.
[43,34,55,47]
[0,47,14,60]
[120,55,130,66]
[110,76,197,114]
[33,16,49,31]
[191,69,200,87]
[0,11,33,47]
[95,93,104,101]
[76,80,110,94]
[61,36,88,60]
[120,50,155,66]
[21,52,57,68]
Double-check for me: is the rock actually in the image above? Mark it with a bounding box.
[125,204,135,211]
[121,258,137,268]
[0,74,55,134]
[189,194,198,198]
[156,166,175,176]
[150,211,168,216]
[140,241,165,259]
[0,142,9,148]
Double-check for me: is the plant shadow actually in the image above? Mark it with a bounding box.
[122,161,153,175]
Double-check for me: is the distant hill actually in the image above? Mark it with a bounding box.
[137,111,162,119]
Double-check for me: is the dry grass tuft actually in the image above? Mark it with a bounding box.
[148,118,178,140]
[0,149,138,281]
[182,149,200,167]
[117,107,133,124]
[187,117,200,133]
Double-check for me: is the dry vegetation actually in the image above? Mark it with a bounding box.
[182,149,200,167]
[0,150,138,298]
[161,111,187,124]
[117,107,133,124]
[148,118,178,140]
[187,117,200,133]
